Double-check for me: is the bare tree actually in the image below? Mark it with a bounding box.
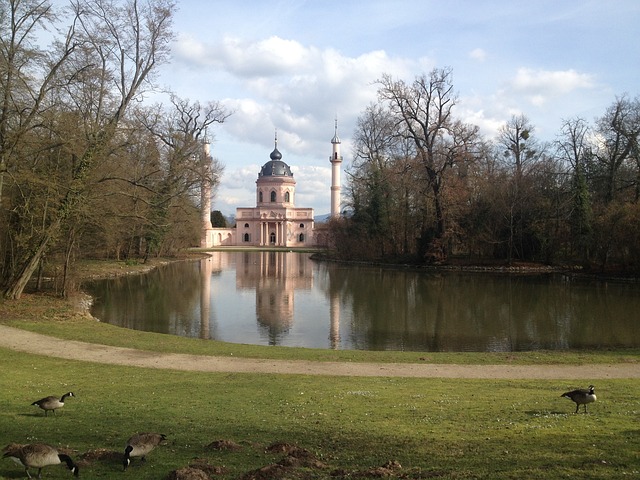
[555,117,593,261]
[593,95,640,203]
[497,114,539,180]
[495,114,545,262]
[0,0,78,207]
[4,0,175,299]
[377,68,479,261]
[133,95,231,258]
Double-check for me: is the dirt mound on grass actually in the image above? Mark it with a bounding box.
[206,439,243,451]
[239,442,329,480]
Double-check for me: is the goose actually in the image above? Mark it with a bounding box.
[123,433,166,470]
[31,392,75,416]
[561,385,597,413]
[2,443,25,466]
[2,443,79,478]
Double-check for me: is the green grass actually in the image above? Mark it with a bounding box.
[0,348,639,479]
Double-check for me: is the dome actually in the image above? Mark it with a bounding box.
[259,159,293,177]
[270,146,282,161]
[259,134,293,177]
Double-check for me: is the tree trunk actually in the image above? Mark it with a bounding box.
[4,217,61,299]
[3,139,102,299]
[61,228,76,298]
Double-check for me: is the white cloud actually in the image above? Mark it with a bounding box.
[175,34,312,77]
[458,67,602,139]
[509,68,595,105]
[458,107,505,138]
[174,34,430,170]
[469,48,487,62]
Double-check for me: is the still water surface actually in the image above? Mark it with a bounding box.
[87,251,640,352]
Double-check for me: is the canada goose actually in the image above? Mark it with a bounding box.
[2,443,79,478]
[123,433,166,470]
[31,392,75,416]
[2,443,25,466]
[561,385,597,413]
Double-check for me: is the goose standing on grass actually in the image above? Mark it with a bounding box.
[2,443,79,478]
[31,392,75,416]
[561,385,597,413]
[123,433,166,471]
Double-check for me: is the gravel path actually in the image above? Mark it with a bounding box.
[1,324,638,379]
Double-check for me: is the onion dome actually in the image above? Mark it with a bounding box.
[259,131,293,177]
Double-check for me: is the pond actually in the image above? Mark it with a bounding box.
[86,251,640,352]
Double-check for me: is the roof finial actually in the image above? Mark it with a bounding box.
[331,116,341,144]
[270,129,283,161]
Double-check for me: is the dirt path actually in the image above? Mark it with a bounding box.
[0,324,638,379]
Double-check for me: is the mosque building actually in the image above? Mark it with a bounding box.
[201,123,342,248]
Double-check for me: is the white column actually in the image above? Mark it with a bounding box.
[330,119,342,218]
[200,140,213,247]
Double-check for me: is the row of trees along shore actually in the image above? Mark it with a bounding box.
[0,0,229,299]
[329,68,639,274]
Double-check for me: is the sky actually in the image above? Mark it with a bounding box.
[152,0,639,217]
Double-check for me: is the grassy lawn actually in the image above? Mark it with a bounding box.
[1,346,639,479]
[0,349,640,479]
[0,257,639,478]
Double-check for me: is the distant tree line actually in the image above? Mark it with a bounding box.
[0,0,229,299]
[330,68,640,272]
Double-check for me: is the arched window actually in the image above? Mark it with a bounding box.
[285,191,290,203]
[244,223,249,228]
[243,233,250,242]
[259,191,263,203]
[298,233,305,242]
[270,232,276,244]
[299,223,304,228]
[270,191,276,202]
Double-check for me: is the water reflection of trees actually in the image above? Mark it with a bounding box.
[88,261,201,335]
[324,265,640,352]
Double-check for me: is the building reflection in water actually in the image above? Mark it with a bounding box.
[199,252,231,340]
[234,251,313,345]
[329,294,340,350]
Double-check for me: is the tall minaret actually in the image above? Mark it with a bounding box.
[200,138,213,248]
[329,119,342,218]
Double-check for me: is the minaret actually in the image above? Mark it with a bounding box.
[329,119,342,218]
[200,138,213,248]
